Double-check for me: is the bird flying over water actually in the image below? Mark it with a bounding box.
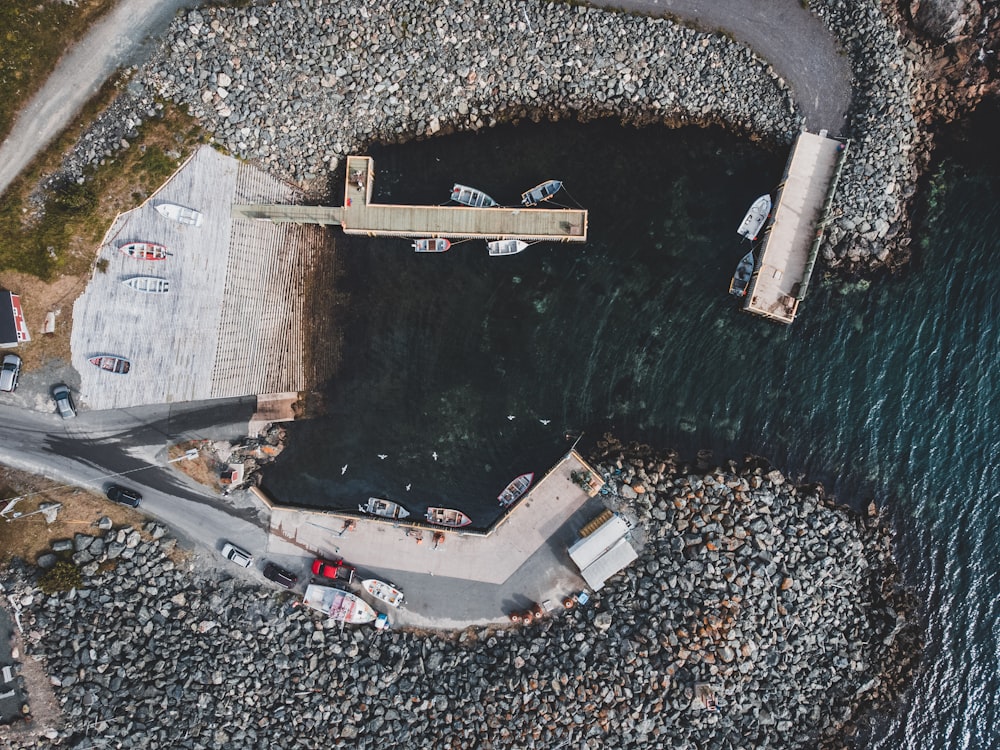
[432,451,438,461]
[406,483,412,491]
[507,415,516,421]
[539,419,551,425]
[378,454,388,460]
[341,464,348,475]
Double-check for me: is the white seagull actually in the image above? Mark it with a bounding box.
[377,454,388,460]
[539,419,551,425]
[432,451,438,461]
[341,464,348,475]
[507,415,516,421]
[406,483,412,491]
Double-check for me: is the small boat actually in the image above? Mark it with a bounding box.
[425,507,472,528]
[729,250,756,298]
[122,276,170,294]
[450,184,497,208]
[303,584,377,624]
[155,202,204,227]
[362,579,405,608]
[358,497,410,520]
[119,242,168,261]
[412,238,451,253]
[89,355,131,374]
[498,472,534,507]
[487,239,528,257]
[737,194,772,241]
[521,180,562,207]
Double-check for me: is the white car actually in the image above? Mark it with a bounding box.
[221,542,253,568]
[0,354,22,392]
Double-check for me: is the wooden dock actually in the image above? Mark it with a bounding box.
[232,155,588,243]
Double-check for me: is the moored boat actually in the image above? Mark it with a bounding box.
[729,250,756,298]
[362,579,405,608]
[487,239,528,257]
[89,355,131,374]
[425,507,472,528]
[737,194,772,241]
[450,184,497,208]
[498,472,534,507]
[521,180,562,207]
[122,276,170,294]
[155,202,204,227]
[412,238,451,253]
[303,584,377,624]
[119,242,168,261]
[358,497,411,520]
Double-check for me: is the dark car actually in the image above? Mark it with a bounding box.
[311,557,356,583]
[51,384,77,419]
[105,484,142,508]
[263,562,299,589]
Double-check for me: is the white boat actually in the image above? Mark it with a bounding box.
[487,239,528,257]
[88,355,131,374]
[737,194,772,241]
[303,584,377,624]
[521,180,562,206]
[412,238,451,253]
[450,184,497,208]
[122,276,170,294]
[498,472,534,507]
[362,579,405,608]
[155,202,204,227]
[119,242,168,261]
[425,507,472,528]
[359,497,410,520]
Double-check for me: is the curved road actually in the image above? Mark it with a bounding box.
[0,0,851,198]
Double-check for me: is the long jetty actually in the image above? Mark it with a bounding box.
[232,155,588,243]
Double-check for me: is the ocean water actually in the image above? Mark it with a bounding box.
[263,115,1000,747]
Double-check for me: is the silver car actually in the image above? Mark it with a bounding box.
[221,542,253,568]
[52,384,77,419]
[0,354,21,392]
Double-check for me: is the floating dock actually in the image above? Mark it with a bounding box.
[232,155,588,243]
[744,130,848,324]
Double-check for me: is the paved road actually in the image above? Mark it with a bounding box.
[0,0,851,198]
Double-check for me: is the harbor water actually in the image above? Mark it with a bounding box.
[263,114,1000,748]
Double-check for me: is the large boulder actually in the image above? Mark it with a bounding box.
[910,0,981,42]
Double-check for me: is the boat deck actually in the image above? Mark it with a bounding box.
[232,155,588,243]
[744,130,846,324]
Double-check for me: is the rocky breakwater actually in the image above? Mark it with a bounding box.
[5,461,917,749]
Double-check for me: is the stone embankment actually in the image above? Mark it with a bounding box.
[3,460,916,749]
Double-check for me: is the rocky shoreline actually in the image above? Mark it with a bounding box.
[2,455,918,749]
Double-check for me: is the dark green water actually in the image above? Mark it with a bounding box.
[265,116,1000,748]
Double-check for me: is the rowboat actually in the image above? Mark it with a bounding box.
[122,276,170,294]
[302,585,377,624]
[155,202,204,227]
[487,239,528,257]
[362,579,405,608]
[119,242,168,261]
[412,238,451,253]
[729,250,756,298]
[737,194,772,241]
[450,184,497,208]
[521,180,562,206]
[498,472,534,507]
[358,497,410,520]
[89,355,131,374]
[425,507,472,528]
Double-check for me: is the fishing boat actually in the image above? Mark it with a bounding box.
[521,180,562,207]
[729,250,756,298]
[412,238,451,253]
[737,194,772,241]
[362,579,405,608]
[498,472,534,507]
[302,584,377,624]
[155,202,204,227]
[487,239,528,257]
[119,242,168,261]
[425,507,472,528]
[358,497,410,520]
[122,276,170,294]
[88,355,131,374]
[450,184,497,208]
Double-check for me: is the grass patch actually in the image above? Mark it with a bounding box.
[0,0,115,143]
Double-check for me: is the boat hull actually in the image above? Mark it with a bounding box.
[412,238,451,253]
[487,239,528,256]
[425,507,472,528]
[119,242,168,261]
[521,180,562,207]
[303,584,377,624]
[123,276,170,293]
[155,202,204,227]
[362,579,405,608]
[737,194,772,241]
[498,472,534,507]
[89,355,131,374]
[359,497,410,520]
[451,184,497,208]
[729,250,756,297]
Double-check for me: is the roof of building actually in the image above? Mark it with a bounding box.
[568,513,637,592]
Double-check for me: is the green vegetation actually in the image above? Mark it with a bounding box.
[38,560,82,594]
[0,0,114,142]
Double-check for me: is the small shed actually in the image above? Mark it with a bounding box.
[0,290,30,348]
[568,513,638,592]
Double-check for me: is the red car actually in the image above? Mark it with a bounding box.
[311,557,356,583]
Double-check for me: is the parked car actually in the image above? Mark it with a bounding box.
[0,354,22,392]
[263,562,298,589]
[105,484,141,508]
[221,542,253,568]
[311,557,356,583]
[51,384,77,419]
